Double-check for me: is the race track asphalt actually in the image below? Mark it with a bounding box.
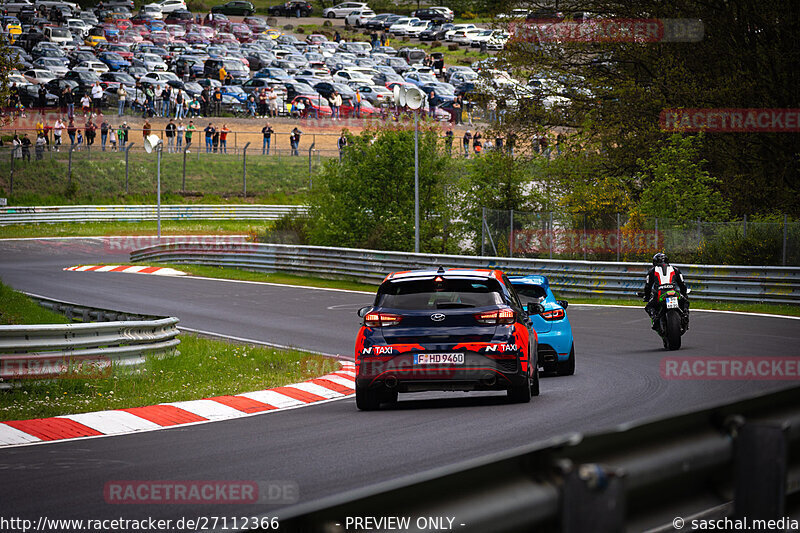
[0,238,798,527]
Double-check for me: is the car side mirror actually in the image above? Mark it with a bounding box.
[526,302,545,315]
[556,300,568,310]
[357,306,372,318]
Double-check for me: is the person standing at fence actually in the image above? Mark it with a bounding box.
[445,128,453,155]
[37,85,47,110]
[261,122,273,155]
[473,131,482,155]
[109,127,117,151]
[100,119,109,151]
[142,119,151,143]
[119,121,129,149]
[92,82,103,115]
[75,130,83,151]
[185,120,195,149]
[176,120,185,151]
[53,117,64,151]
[63,87,75,118]
[80,94,91,118]
[462,130,471,157]
[212,128,220,153]
[337,131,347,161]
[162,84,172,119]
[35,133,46,160]
[200,86,210,117]
[290,127,302,156]
[154,84,163,117]
[165,118,176,153]
[117,85,127,117]
[67,119,77,146]
[220,124,229,154]
[12,135,21,160]
[21,134,31,161]
[204,122,214,152]
[85,118,96,148]
[35,116,44,138]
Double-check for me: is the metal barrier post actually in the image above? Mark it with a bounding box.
[242,142,250,198]
[509,209,514,257]
[125,143,135,194]
[481,207,486,256]
[783,214,788,266]
[616,212,620,262]
[743,214,747,239]
[583,213,587,261]
[549,212,553,259]
[68,144,74,186]
[182,145,188,192]
[308,141,315,187]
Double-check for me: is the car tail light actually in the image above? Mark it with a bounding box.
[364,312,402,327]
[541,308,565,321]
[475,308,515,325]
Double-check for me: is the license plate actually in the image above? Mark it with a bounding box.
[414,353,464,365]
[666,297,679,309]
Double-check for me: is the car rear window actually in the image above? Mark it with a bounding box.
[513,285,547,303]
[377,278,504,310]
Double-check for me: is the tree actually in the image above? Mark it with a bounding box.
[306,124,456,253]
[637,134,730,223]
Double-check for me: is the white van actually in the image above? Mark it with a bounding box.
[44,26,74,46]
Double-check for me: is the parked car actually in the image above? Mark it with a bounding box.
[412,8,448,23]
[268,0,312,17]
[322,1,367,19]
[345,8,375,27]
[211,1,255,16]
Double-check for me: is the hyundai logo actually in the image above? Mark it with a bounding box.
[431,313,446,322]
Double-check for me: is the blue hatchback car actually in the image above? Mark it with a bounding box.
[508,275,575,376]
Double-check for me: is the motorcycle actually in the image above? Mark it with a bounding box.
[637,286,690,350]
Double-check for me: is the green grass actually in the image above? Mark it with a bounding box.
[0,151,321,206]
[0,220,270,239]
[0,281,342,421]
[0,281,71,325]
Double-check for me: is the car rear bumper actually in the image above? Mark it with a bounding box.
[357,352,529,392]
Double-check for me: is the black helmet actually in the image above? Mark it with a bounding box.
[652,252,668,266]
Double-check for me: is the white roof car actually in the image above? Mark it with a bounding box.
[344,8,375,27]
[152,0,187,13]
[445,23,476,41]
[142,71,180,82]
[405,19,432,36]
[74,60,110,74]
[140,4,164,19]
[388,17,421,36]
[23,68,56,84]
[322,2,367,19]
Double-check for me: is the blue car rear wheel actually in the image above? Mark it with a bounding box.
[557,346,575,376]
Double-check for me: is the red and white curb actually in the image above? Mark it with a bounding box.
[0,363,356,448]
[64,265,186,276]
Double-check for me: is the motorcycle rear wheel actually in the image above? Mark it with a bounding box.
[666,310,682,350]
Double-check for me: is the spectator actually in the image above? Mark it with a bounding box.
[20,134,31,161]
[35,133,46,160]
[142,119,151,141]
[495,135,503,151]
[556,133,565,156]
[487,99,497,122]
[462,130,471,157]
[337,131,347,161]
[185,120,195,149]
[35,116,44,137]
[53,117,64,151]
[465,98,474,125]
[80,94,91,117]
[189,97,200,117]
[331,91,341,120]
[261,122,273,155]
[213,87,222,116]
[201,86,210,116]
[37,85,47,109]
[268,87,279,117]
[333,31,341,42]
[176,120,185,151]
[92,82,104,114]
[452,96,462,125]
[220,124,229,153]
[473,131,482,154]
[154,84,163,117]
[218,65,227,83]
[165,118,176,153]
[109,128,117,151]
[100,120,109,151]
[63,87,75,118]
[354,90,362,118]
[163,85,172,118]
[118,121,129,149]
[258,88,268,117]
[247,95,257,117]
[290,127,302,156]
[175,89,185,118]
[539,135,549,158]
[445,128,453,155]
[204,122,214,152]
[76,129,83,150]
[11,135,21,160]
[117,85,127,116]
[85,119,96,147]
[67,119,77,146]
[212,129,220,152]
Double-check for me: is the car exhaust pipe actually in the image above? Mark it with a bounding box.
[481,374,496,387]
[385,375,398,388]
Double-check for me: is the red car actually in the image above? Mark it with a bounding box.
[228,22,253,42]
[291,95,332,118]
[243,16,267,32]
[340,96,376,117]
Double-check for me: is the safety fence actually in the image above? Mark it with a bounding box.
[0,204,308,225]
[482,208,800,266]
[129,242,800,305]
[0,293,180,386]
[268,386,800,532]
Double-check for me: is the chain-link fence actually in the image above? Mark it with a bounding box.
[481,208,800,266]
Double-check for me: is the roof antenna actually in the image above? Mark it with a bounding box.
[437,266,445,274]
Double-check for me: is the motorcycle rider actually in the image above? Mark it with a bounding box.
[643,252,689,329]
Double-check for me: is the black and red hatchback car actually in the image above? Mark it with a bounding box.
[354,267,544,410]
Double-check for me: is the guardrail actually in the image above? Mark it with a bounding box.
[268,386,800,532]
[0,294,180,385]
[129,242,800,305]
[0,205,308,226]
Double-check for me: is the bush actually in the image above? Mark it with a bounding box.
[256,211,309,245]
[431,40,442,48]
[266,17,277,25]
[323,19,332,26]
[186,0,208,11]
[296,26,305,33]
[461,11,477,19]
[448,43,459,51]
[283,24,294,30]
